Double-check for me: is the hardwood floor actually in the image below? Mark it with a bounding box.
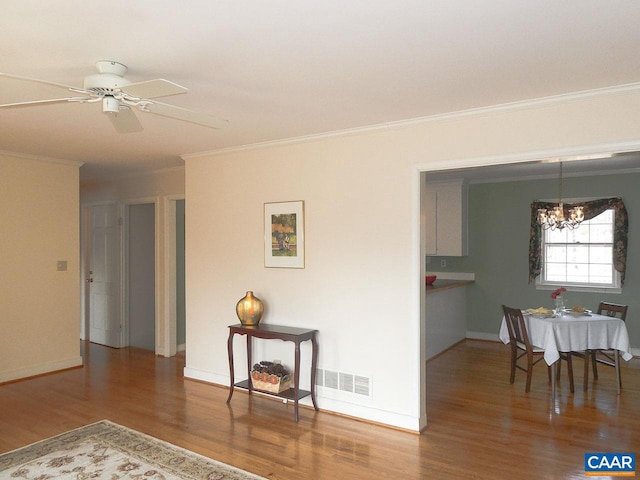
[1,340,638,479]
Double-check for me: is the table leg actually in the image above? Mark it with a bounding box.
[226,331,235,403]
[310,332,319,411]
[583,351,590,392]
[294,340,301,422]
[615,350,620,395]
[246,334,253,395]
[551,361,557,400]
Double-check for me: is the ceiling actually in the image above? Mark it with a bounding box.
[1,1,640,182]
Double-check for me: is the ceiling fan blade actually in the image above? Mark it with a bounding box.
[1,73,91,108]
[121,79,188,99]
[142,101,228,129]
[0,97,91,108]
[107,107,143,134]
[0,72,79,92]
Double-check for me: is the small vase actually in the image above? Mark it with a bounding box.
[236,291,264,326]
[554,296,565,315]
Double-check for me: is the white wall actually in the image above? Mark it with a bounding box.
[183,85,640,431]
[184,137,420,428]
[0,152,83,382]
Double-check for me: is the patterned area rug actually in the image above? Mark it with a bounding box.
[0,420,266,479]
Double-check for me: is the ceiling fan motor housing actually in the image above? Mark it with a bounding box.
[84,62,131,95]
[84,72,131,94]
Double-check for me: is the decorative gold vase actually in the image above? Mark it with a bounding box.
[236,291,264,326]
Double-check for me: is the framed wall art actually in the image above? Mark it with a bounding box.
[264,200,305,268]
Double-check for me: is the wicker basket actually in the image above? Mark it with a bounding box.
[250,372,292,393]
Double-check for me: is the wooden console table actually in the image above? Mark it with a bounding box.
[226,323,319,422]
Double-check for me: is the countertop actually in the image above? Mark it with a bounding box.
[426,279,474,294]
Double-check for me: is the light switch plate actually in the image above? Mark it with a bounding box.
[57,260,68,271]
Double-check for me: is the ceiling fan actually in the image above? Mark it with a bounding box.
[0,60,227,133]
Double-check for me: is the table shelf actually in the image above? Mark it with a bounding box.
[233,379,312,402]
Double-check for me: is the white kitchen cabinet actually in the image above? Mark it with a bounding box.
[424,179,468,256]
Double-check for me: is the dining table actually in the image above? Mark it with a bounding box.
[499,309,632,397]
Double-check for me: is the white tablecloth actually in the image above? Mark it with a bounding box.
[499,312,632,366]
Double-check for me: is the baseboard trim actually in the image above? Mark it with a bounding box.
[0,356,83,384]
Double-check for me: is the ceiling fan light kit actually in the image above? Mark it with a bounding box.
[0,60,227,133]
[102,96,120,114]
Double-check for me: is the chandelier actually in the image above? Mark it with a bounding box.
[537,162,585,230]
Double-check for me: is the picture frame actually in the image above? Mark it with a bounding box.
[264,200,305,268]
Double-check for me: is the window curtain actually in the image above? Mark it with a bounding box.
[529,197,628,284]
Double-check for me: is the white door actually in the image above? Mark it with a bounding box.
[88,204,122,347]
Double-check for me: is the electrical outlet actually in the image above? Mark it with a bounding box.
[440,259,446,268]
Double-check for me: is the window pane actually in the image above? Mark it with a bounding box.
[590,245,612,264]
[568,263,589,276]
[590,224,613,243]
[592,209,613,224]
[567,245,588,263]
[568,227,590,244]
[547,228,567,243]
[567,263,589,283]
[590,264,612,279]
[545,263,566,282]
[591,275,613,284]
[567,274,590,283]
[546,245,566,262]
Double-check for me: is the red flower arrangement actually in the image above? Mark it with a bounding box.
[551,287,567,299]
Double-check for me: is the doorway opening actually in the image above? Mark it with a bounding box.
[127,203,156,351]
[81,196,185,357]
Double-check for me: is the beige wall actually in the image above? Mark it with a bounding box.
[0,153,82,383]
[184,85,640,430]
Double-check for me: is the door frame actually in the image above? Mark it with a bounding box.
[163,194,184,357]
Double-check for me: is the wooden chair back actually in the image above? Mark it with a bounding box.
[502,305,532,350]
[597,302,628,321]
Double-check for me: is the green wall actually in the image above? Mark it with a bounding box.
[434,171,639,347]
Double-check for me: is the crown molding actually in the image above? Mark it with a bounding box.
[183,82,640,160]
[0,149,84,168]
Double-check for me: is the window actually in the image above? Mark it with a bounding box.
[540,208,618,288]
[529,197,627,287]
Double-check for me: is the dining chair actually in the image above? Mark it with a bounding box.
[502,305,552,393]
[502,305,575,393]
[586,302,628,390]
